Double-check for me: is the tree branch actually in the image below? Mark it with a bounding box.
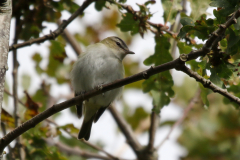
[108,105,142,154]
[0,55,179,153]
[1,8,240,154]
[0,0,12,133]
[147,106,159,151]
[180,65,240,104]
[4,89,121,160]
[157,89,201,149]
[57,20,82,56]
[8,0,95,51]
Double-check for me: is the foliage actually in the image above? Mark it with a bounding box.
[2,0,240,159]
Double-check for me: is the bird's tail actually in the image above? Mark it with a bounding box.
[78,115,95,140]
[78,102,99,141]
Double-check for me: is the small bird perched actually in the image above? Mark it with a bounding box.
[71,36,134,141]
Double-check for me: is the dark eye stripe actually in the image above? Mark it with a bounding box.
[114,37,128,49]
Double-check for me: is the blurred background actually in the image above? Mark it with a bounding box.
[2,0,240,160]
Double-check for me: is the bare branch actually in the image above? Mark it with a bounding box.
[8,0,95,51]
[147,106,159,151]
[4,89,25,106]
[170,0,188,57]
[12,14,25,159]
[157,89,201,149]
[108,105,142,153]
[57,20,82,56]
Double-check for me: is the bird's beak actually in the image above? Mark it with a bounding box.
[126,51,135,54]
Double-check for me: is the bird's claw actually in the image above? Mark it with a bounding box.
[96,84,103,91]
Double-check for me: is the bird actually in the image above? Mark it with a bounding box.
[70,36,134,141]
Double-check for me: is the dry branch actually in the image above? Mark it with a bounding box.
[8,0,95,51]
[147,106,159,151]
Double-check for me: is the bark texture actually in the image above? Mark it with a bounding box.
[0,0,12,131]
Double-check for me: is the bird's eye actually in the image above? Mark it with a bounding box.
[116,42,121,46]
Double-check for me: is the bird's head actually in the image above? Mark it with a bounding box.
[100,36,135,60]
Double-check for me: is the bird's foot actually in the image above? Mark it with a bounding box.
[80,91,86,95]
[75,91,86,97]
[95,84,105,96]
[76,91,88,101]
[96,84,103,91]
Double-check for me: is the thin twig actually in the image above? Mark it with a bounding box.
[108,105,142,154]
[8,0,95,51]
[4,89,25,106]
[147,106,159,151]
[170,0,188,57]
[45,139,114,160]
[157,89,201,149]
[0,123,12,159]
[12,14,22,160]
[57,20,82,56]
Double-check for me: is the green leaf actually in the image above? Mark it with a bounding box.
[117,13,140,35]
[210,0,231,8]
[145,0,156,6]
[227,28,240,48]
[142,35,174,113]
[226,28,240,55]
[50,0,79,13]
[125,107,149,130]
[32,53,44,75]
[223,83,240,109]
[180,17,195,26]
[142,72,174,113]
[32,83,51,110]
[46,39,70,84]
[144,36,173,65]
[178,15,216,40]
[214,62,233,80]
[177,42,193,54]
[233,17,240,30]
[210,69,223,87]
[119,0,127,3]
[211,0,237,17]
[95,0,106,11]
[151,89,171,114]
[199,83,210,107]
